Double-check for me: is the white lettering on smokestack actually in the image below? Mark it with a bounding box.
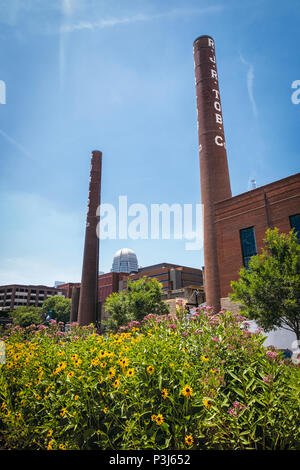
[207,38,225,148]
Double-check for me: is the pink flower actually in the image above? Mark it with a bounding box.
[229,402,246,417]
[212,336,219,343]
[266,350,278,360]
[181,331,188,337]
[169,324,177,330]
[263,375,274,385]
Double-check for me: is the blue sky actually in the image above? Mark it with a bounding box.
[0,0,299,286]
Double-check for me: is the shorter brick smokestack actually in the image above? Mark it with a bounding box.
[70,286,80,323]
[77,150,102,326]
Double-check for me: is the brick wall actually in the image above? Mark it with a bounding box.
[215,173,300,299]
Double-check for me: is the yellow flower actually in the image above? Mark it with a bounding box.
[99,350,108,358]
[60,407,67,417]
[59,444,67,450]
[185,435,194,446]
[108,368,116,379]
[100,361,107,368]
[103,408,108,413]
[155,414,164,425]
[151,414,157,422]
[119,357,129,368]
[126,368,135,377]
[147,365,155,374]
[210,369,217,374]
[74,395,79,400]
[201,355,209,362]
[113,379,120,388]
[181,385,193,398]
[161,389,168,399]
[47,439,55,450]
[99,376,103,384]
[47,429,53,437]
[68,371,75,378]
[169,363,174,368]
[74,358,82,367]
[91,358,99,366]
[96,430,101,435]
[203,398,212,409]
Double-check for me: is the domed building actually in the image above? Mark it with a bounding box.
[111,248,139,274]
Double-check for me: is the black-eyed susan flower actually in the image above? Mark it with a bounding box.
[203,398,212,409]
[126,368,135,377]
[151,414,157,422]
[161,389,168,399]
[147,365,155,374]
[60,407,67,417]
[91,358,99,366]
[47,439,55,451]
[68,371,75,378]
[119,357,129,368]
[114,379,120,388]
[185,435,194,446]
[181,385,193,398]
[108,368,116,379]
[100,361,107,368]
[201,355,209,362]
[59,444,67,450]
[47,429,53,437]
[155,414,164,425]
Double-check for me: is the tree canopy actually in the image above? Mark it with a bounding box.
[104,277,169,331]
[230,228,300,340]
[42,295,71,323]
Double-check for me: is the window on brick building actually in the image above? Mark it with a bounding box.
[289,214,300,243]
[240,226,257,268]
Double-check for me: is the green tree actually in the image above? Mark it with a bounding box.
[42,295,71,323]
[230,228,300,340]
[10,306,43,327]
[104,277,169,330]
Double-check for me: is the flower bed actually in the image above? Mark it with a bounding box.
[0,308,299,450]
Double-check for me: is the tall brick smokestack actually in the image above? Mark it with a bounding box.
[193,35,232,312]
[77,150,102,326]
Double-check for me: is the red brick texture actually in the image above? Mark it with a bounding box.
[214,173,300,299]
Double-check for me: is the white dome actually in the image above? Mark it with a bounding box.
[111,248,138,273]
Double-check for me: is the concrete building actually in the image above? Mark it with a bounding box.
[0,284,66,311]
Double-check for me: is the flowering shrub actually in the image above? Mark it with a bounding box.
[0,308,299,450]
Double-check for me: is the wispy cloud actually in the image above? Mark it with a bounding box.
[0,128,36,161]
[240,54,258,117]
[60,5,224,33]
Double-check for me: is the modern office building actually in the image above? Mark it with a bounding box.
[111,248,139,274]
[0,284,66,311]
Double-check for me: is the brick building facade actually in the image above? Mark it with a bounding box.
[214,173,300,309]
